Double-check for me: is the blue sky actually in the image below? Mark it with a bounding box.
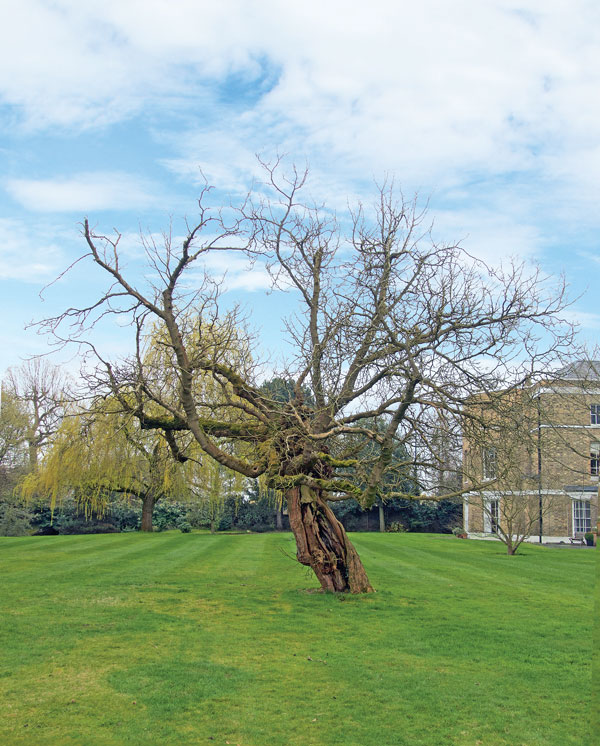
[1,0,598,378]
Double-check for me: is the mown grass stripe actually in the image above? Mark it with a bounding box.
[0,531,593,746]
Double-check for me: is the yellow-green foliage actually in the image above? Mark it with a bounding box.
[19,317,256,517]
[257,475,284,509]
[20,405,187,515]
[20,393,248,518]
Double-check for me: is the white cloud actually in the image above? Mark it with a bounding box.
[0,218,65,282]
[0,0,261,130]
[224,267,273,293]
[190,250,275,293]
[562,309,600,331]
[5,172,162,213]
[430,207,545,267]
[131,0,598,239]
[1,1,596,191]
[0,0,597,348]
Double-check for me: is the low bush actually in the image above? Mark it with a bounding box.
[386,521,406,533]
[0,500,33,536]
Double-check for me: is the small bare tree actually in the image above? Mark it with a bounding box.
[0,389,29,471]
[475,491,558,555]
[5,359,70,469]
[37,162,576,592]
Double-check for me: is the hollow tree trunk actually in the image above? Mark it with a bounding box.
[286,486,374,593]
[140,494,157,532]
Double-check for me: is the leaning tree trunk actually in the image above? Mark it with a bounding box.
[286,486,374,593]
[140,494,157,532]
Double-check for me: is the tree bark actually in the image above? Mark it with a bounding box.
[28,441,38,470]
[378,503,385,533]
[275,506,283,530]
[140,494,157,532]
[286,486,374,593]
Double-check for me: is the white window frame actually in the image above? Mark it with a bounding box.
[591,404,600,425]
[482,447,497,480]
[572,500,591,535]
[591,442,600,477]
[484,498,500,533]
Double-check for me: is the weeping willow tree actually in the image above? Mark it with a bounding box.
[37,161,577,592]
[19,399,243,531]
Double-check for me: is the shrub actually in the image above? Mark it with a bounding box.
[248,522,272,533]
[108,501,139,531]
[0,501,32,536]
[386,521,406,533]
[153,502,189,532]
[218,514,233,531]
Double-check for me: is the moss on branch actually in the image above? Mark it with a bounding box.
[268,474,362,498]
[138,411,261,438]
[315,452,359,468]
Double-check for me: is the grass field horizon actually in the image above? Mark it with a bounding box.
[0,532,594,745]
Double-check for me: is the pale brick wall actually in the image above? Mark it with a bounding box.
[463,379,600,538]
[466,493,598,537]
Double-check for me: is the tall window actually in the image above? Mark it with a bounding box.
[482,447,497,480]
[484,498,500,533]
[573,501,591,534]
[591,442,600,477]
[591,404,600,425]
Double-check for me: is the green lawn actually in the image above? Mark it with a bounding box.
[0,532,594,746]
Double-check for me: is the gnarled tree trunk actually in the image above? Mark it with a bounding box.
[286,486,374,593]
[140,494,157,532]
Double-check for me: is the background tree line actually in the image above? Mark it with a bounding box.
[1,364,460,536]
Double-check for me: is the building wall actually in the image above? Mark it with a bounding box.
[462,378,600,539]
[537,387,600,488]
[465,493,597,537]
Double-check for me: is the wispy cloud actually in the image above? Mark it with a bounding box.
[5,172,163,213]
[1,2,597,195]
[430,207,545,267]
[191,251,276,294]
[0,218,65,282]
[0,0,598,369]
[562,309,600,331]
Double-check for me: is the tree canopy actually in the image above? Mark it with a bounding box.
[38,161,577,592]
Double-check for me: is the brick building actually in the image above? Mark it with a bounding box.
[462,361,599,543]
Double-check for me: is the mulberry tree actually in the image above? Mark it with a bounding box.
[39,162,575,592]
